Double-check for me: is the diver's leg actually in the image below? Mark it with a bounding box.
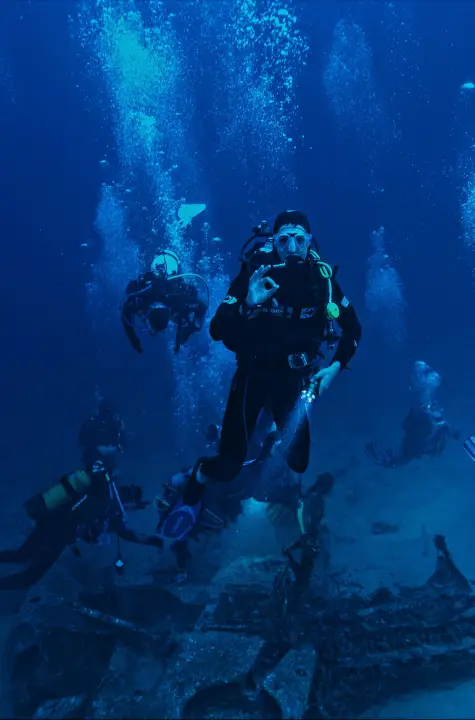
[395,435,419,466]
[0,534,66,590]
[273,373,310,475]
[0,548,29,564]
[157,372,266,542]
[182,370,264,504]
[171,540,191,580]
[205,369,265,481]
[0,524,45,564]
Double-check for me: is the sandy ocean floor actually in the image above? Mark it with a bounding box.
[0,378,474,718]
[369,682,475,719]
[316,389,475,719]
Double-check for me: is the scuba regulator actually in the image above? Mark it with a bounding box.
[239,219,341,350]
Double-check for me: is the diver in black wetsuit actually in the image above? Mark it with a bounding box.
[121,249,208,354]
[0,465,161,590]
[157,211,361,542]
[366,361,458,468]
[78,399,126,475]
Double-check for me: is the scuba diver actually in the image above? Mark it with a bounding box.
[121,249,208,354]
[366,361,459,468]
[156,210,361,543]
[78,398,126,475]
[155,419,286,579]
[0,463,161,590]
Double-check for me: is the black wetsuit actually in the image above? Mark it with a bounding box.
[190,246,361,493]
[121,271,207,354]
[170,431,294,572]
[0,471,160,590]
[78,409,126,475]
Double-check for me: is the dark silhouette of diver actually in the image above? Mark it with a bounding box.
[367,360,459,468]
[121,249,208,354]
[0,464,160,590]
[78,398,126,474]
[366,403,459,468]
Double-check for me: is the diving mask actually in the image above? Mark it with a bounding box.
[273,228,312,250]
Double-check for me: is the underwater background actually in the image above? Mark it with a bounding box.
[2,1,475,716]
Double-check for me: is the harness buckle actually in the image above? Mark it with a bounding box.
[288,352,309,370]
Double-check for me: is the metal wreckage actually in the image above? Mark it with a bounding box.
[4,476,475,720]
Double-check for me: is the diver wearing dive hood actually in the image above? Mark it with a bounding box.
[157,211,361,542]
[121,250,208,354]
[78,398,125,475]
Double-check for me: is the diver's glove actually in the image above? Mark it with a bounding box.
[314,362,340,394]
[245,265,279,308]
[301,362,340,404]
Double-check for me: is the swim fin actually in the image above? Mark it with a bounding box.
[365,442,398,468]
[365,441,384,465]
[156,499,202,542]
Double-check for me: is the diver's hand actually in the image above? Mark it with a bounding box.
[245,265,279,308]
[313,362,341,395]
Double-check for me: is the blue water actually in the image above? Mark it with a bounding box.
[4,1,475,715]
[1,0,475,582]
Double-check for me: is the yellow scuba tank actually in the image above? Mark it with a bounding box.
[24,470,92,522]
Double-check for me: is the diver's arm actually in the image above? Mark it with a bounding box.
[121,300,143,354]
[114,519,162,547]
[330,278,362,370]
[193,298,207,328]
[209,265,257,352]
[121,275,157,354]
[174,297,208,353]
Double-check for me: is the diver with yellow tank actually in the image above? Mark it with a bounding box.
[0,461,162,591]
[121,249,209,354]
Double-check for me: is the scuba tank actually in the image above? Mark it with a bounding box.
[238,220,274,265]
[24,470,92,522]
